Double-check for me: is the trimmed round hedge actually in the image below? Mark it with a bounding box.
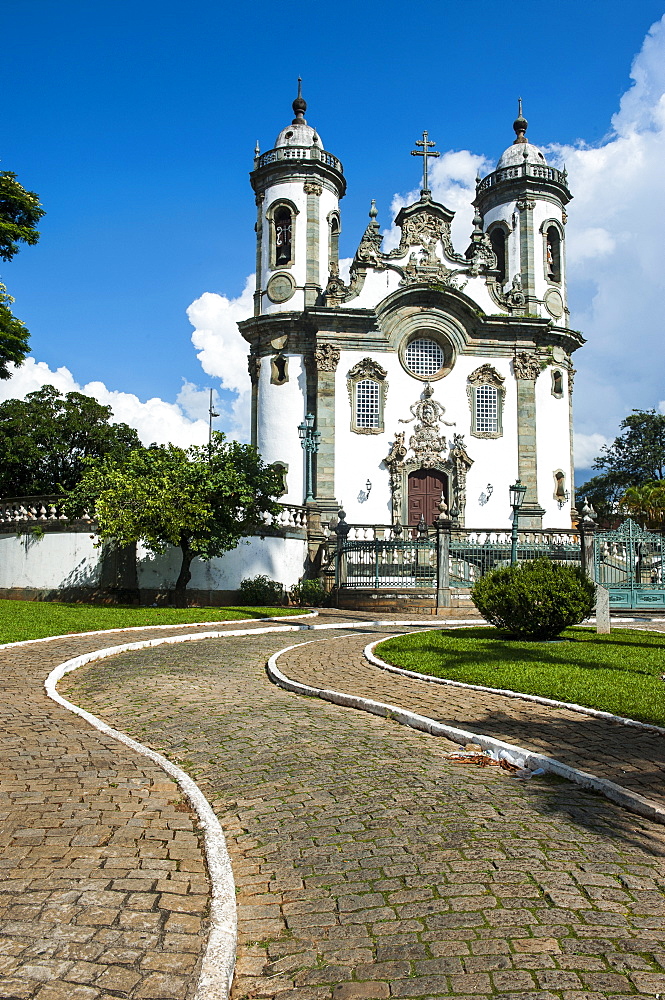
[471,557,596,640]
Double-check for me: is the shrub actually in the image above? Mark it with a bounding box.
[471,558,596,640]
[289,578,329,607]
[238,574,284,607]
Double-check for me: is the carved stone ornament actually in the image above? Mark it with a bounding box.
[449,433,473,522]
[346,358,388,402]
[467,364,505,389]
[314,343,340,373]
[516,199,536,212]
[487,272,526,313]
[303,181,322,196]
[568,365,576,394]
[399,383,455,467]
[355,216,384,266]
[399,252,467,290]
[247,354,262,385]
[513,351,542,380]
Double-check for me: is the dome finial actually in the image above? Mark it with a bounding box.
[513,97,528,144]
[292,77,307,124]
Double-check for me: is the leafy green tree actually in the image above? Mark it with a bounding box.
[620,481,665,528]
[64,433,282,605]
[0,171,45,373]
[577,409,665,521]
[0,385,141,496]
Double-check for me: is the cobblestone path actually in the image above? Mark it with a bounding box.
[61,627,665,1000]
[0,619,306,1000]
[279,627,665,812]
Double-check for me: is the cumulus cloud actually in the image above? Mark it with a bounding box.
[573,432,610,471]
[186,275,254,442]
[0,359,211,448]
[547,14,665,440]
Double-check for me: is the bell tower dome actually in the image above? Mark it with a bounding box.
[475,101,571,321]
[250,81,346,314]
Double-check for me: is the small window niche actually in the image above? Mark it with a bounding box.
[347,358,388,434]
[270,354,289,385]
[551,368,564,398]
[328,211,341,270]
[268,200,298,270]
[271,461,288,497]
[553,470,569,508]
[545,224,562,283]
[467,364,505,439]
[488,225,508,284]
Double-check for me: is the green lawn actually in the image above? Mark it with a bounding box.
[375,627,665,727]
[0,599,304,645]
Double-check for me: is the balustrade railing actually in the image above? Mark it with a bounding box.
[256,145,343,172]
[0,495,311,534]
[477,162,567,193]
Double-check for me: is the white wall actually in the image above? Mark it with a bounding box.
[0,532,308,594]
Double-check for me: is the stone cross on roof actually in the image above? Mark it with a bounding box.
[411,130,440,195]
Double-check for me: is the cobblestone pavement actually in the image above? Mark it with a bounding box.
[279,626,665,812]
[0,618,310,1000]
[60,626,665,1000]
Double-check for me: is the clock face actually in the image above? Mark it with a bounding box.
[267,273,295,303]
[544,288,564,319]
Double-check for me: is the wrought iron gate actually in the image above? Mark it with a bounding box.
[594,519,665,609]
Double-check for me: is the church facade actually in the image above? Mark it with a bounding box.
[239,88,583,531]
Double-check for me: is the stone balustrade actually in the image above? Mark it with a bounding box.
[0,495,313,535]
[256,145,343,172]
[477,162,567,192]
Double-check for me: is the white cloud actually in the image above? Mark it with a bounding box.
[573,432,610,470]
[0,359,210,448]
[186,276,254,442]
[548,14,665,439]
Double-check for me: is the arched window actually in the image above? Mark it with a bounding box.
[274,206,293,266]
[546,225,561,282]
[271,462,288,497]
[347,358,388,434]
[355,379,380,429]
[488,227,507,284]
[467,364,505,439]
[554,470,568,508]
[551,369,564,398]
[328,212,340,269]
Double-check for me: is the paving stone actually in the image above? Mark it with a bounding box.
[5,612,665,1000]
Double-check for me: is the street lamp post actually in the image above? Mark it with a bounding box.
[298,413,321,503]
[509,479,527,566]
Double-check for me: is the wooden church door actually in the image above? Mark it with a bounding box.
[407,469,448,526]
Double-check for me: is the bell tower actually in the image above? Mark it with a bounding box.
[250,81,346,315]
[475,102,571,322]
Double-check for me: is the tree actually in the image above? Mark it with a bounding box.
[0,171,45,374]
[577,409,665,521]
[64,433,282,605]
[0,385,141,496]
[620,481,665,528]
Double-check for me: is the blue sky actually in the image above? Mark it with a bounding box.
[3,0,665,475]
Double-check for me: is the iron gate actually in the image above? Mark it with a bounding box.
[594,519,665,609]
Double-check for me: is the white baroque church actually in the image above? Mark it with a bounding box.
[240,86,582,532]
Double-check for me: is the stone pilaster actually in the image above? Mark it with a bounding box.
[254,193,264,318]
[248,355,261,448]
[304,182,322,307]
[517,198,537,310]
[514,351,545,528]
[313,342,339,517]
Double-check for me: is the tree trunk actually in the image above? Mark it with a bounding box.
[174,540,194,607]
